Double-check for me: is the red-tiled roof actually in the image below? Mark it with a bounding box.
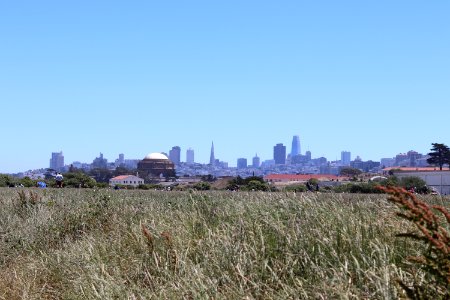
[383,167,441,172]
[264,174,342,181]
[111,175,138,180]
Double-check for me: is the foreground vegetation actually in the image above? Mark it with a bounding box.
[0,188,448,299]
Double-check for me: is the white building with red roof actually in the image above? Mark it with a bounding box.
[109,175,144,187]
[384,167,450,195]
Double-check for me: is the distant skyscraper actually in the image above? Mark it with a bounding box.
[169,146,181,165]
[115,153,125,167]
[341,151,351,166]
[237,158,248,169]
[92,153,108,169]
[291,135,301,157]
[186,148,195,164]
[305,150,312,161]
[209,142,215,165]
[252,153,260,168]
[273,143,286,165]
[50,151,64,171]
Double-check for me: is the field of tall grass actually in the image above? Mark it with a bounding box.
[0,188,448,299]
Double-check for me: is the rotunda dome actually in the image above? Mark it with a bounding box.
[144,153,169,160]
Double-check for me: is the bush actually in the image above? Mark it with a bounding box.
[96,182,109,189]
[333,182,383,194]
[193,182,211,191]
[284,184,308,192]
[399,176,429,194]
[226,176,267,191]
[19,177,37,187]
[0,174,16,187]
[243,180,269,191]
[63,172,97,188]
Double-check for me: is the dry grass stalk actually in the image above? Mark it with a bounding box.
[141,223,154,252]
[379,186,450,298]
[161,231,178,272]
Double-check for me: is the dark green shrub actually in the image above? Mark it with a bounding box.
[19,177,37,187]
[243,180,269,191]
[284,184,308,192]
[333,183,383,194]
[193,182,211,191]
[63,172,97,188]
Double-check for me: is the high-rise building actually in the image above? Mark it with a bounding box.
[209,142,215,165]
[92,153,108,169]
[291,135,301,157]
[380,158,395,168]
[186,148,195,164]
[252,153,260,168]
[305,150,312,161]
[115,153,125,167]
[341,151,351,166]
[237,158,248,169]
[273,143,286,165]
[50,151,64,171]
[407,150,421,167]
[169,146,181,165]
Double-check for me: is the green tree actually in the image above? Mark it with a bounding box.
[0,174,15,187]
[89,168,113,183]
[20,176,37,187]
[245,180,269,191]
[226,176,267,191]
[427,143,450,171]
[399,176,425,189]
[63,172,97,188]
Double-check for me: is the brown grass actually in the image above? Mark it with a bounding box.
[0,188,448,299]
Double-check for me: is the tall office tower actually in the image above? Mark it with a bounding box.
[291,135,301,157]
[209,142,215,165]
[237,158,248,169]
[92,153,108,169]
[341,151,351,166]
[50,151,64,171]
[273,143,286,165]
[169,146,181,165]
[252,153,260,168]
[115,153,125,167]
[186,148,195,164]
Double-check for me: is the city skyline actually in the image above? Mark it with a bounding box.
[47,140,427,170]
[1,1,449,173]
[39,142,433,179]
[1,134,448,173]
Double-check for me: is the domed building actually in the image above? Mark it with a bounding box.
[137,153,176,182]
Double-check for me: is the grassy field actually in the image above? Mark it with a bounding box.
[0,188,448,299]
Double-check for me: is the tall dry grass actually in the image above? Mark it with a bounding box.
[0,188,447,299]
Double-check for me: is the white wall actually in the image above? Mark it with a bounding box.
[395,171,450,195]
[109,176,144,187]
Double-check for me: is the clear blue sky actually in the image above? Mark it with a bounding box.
[1,1,449,173]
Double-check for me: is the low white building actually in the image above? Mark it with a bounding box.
[109,175,144,187]
[393,169,450,195]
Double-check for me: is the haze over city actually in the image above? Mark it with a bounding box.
[1,1,449,173]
